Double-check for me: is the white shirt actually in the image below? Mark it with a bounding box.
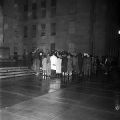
[56,58,62,73]
[50,55,57,70]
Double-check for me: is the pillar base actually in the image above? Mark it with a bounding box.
[0,47,10,59]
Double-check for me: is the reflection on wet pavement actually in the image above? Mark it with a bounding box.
[0,75,72,108]
[0,75,120,120]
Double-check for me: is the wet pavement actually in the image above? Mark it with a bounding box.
[0,73,120,120]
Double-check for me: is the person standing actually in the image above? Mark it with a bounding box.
[56,51,62,77]
[62,52,68,77]
[67,54,73,77]
[78,52,83,76]
[42,54,47,77]
[50,52,57,77]
[46,53,51,77]
[82,55,87,76]
[32,48,40,75]
[86,55,91,77]
[36,56,40,76]
[72,54,79,79]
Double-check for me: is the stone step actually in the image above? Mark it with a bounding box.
[0,70,34,76]
[0,67,36,79]
[0,72,35,79]
[0,69,30,73]
[0,67,28,71]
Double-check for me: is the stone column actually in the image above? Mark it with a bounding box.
[0,6,10,59]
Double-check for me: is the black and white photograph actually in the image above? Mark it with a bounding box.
[0,0,120,119]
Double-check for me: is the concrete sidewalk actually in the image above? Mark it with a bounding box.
[0,80,120,120]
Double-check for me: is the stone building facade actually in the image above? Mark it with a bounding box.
[3,0,110,58]
[0,6,3,47]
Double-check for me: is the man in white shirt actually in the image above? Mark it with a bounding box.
[56,57,62,77]
[50,53,57,77]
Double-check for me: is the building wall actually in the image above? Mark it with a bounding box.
[3,0,108,57]
[0,6,3,46]
[56,0,90,53]
[94,0,107,56]
[3,0,23,57]
[55,0,107,56]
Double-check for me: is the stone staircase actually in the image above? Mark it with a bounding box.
[0,67,35,79]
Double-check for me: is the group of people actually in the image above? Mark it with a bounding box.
[30,47,120,80]
[32,49,75,78]
[31,48,102,79]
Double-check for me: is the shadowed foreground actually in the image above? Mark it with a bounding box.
[0,74,120,120]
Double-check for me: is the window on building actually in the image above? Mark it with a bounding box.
[51,0,56,7]
[24,26,28,38]
[32,25,36,38]
[32,2,37,10]
[51,7,56,17]
[41,24,46,36]
[23,12,28,20]
[25,0,28,4]
[24,4,28,11]
[51,23,56,36]
[32,10,37,19]
[40,0,46,18]
[14,0,17,3]
[31,2,37,19]
[14,46,18,52]
[51,43,55,51]
[41,0,46,8]
[41,9,46,18]
[24,0,28,11]
[14,0,18,7]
